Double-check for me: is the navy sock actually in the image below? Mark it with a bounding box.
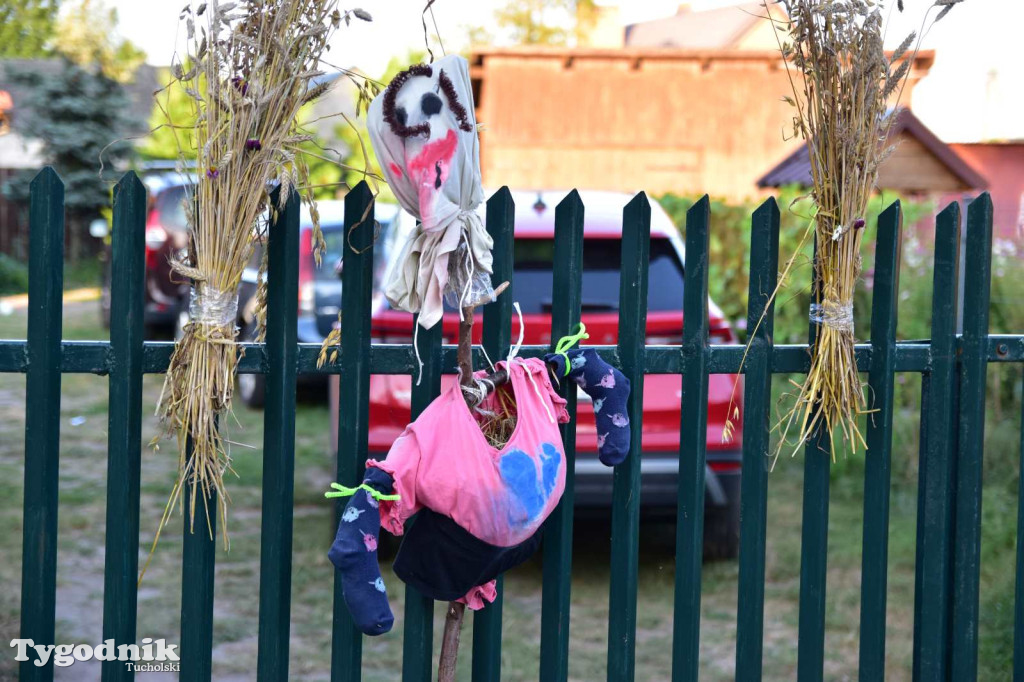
[327,467,395,635]
[545,348,631,466]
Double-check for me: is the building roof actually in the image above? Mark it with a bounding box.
[624,2,777,50]
[757,108,987,191]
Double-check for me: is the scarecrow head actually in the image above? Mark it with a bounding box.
[368,55,483,227]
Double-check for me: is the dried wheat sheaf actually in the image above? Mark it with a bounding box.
[724,0,966,465]
[144,0,378,566]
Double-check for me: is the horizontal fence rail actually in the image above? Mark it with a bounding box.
[4,168,1023,682]
[3,337,1021,376]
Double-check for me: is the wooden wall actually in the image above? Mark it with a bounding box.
[472,49,928,202]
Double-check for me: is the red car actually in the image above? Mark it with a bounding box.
[332,190,743,558]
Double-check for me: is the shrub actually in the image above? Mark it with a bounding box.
[658,186,932,344]
[0,254,29,295]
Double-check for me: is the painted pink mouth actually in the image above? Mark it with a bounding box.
[407,129,458,222]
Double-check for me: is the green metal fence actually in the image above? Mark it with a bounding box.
[2,167,1023,681]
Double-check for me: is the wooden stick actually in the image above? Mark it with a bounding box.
[439,308,473,682]
[438,280,508,682]
[438,601,467,681]
[457,280,511,404]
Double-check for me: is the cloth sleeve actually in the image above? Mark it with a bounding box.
[540,365,571,424]
[366,427,423,536]
[456,580,497,611]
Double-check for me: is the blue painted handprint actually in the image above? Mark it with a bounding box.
[499,443,562,529]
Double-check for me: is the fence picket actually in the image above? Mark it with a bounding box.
[607,193,651,681]
[20,167,64,682]
[797,238,831,682]
[472,186,516,681]
[673,195,712,682]
[402,317,442,682]
[539,190,585,681]
[858,201,903,680]
[951,193,995,681]
[734,198,782,681]
[331,181,376,682]
[180,452,217,682]
[256,189,300,680]
[912,202,961,682]
[1015,370,1024,682]
[101,172,147,682]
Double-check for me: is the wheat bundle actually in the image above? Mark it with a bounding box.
[152,0,365,549]
[767,0,964,461]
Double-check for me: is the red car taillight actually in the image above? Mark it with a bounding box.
[298,228,315,314]
[709,326,736,344]
[144,224,167,270]
[709,460,742,473]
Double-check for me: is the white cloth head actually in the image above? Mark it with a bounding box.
[367,55,493,330]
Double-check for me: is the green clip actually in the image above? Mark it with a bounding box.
[324,482,400,502]
[552,322,590,376]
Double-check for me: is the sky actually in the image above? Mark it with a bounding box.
[100,0,1023,143]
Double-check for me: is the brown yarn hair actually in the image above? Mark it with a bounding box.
[382,63,433,138]
[437,69,474,133]
[381,64,475,138]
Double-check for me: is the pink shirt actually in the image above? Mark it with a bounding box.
[369,356,569,548]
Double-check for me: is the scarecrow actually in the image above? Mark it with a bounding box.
[328,54,632,679]
[367,54,495,343]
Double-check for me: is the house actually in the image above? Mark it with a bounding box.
[468,4,933,202]
[0,59,159,257]
[949,143,1024,241]
[757,112,1024,242]
[757,108,987,195]
[624,2,786,51]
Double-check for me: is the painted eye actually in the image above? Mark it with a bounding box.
[421,92,442,117]
[395,106,407,126]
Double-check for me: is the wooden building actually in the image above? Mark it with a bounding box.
[468,3,933,202]
[950,143,1024,241]
[757,108,987,196]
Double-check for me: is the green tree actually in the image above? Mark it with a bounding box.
[470,0,597,47]
[139,68,199,161]
[657,187,933,345]
[55,0,145,83]
[0,0,60,58]
[1,60,134,260]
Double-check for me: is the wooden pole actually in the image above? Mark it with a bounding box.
[437,281,507,682]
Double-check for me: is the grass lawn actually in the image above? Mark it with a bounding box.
[0,301,1018,680]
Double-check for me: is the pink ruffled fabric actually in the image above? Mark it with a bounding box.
[456,580,497,610]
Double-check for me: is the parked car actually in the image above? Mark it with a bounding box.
[329,190,744,558]
[97,170,405,404]
[237,199,405,406]
[99,170,195,336]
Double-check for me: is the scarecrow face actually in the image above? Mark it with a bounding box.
[381,64,475,219]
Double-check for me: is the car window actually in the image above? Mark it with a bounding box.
[319,217,395,289]
[154,185,191,232]
[512,237,684,313]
